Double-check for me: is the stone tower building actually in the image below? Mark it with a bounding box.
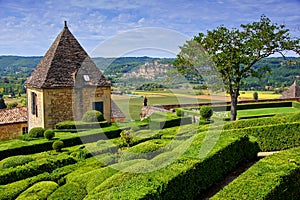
[25,21,111,130]
[280,80,300,99]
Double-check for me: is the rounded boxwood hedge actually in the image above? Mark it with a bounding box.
[82,110,105,122]
[44,129,55,140]
[16,181,59,200]
[200,106,213,121]
[28,127,45,138]
[52,141,64,152]
[0,155,35,169]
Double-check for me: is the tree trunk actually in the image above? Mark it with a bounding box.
[230,90,239,121]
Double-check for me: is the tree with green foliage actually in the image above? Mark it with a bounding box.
[120,129,134,147]
[0,98,6,109]
[174,15,299,120]
[200,106,213,121]
[253,92,258,101]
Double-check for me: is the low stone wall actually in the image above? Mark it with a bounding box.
[0,122,27,141]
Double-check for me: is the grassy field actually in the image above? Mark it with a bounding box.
[238,91,281,100]
[112,91,215,120]
[112,89,284,121]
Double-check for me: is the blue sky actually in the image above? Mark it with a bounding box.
[1,0,300,57]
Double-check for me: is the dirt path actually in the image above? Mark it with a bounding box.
[196,152,278,199]
[196,158,260,200]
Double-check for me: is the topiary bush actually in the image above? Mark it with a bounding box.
[200,106,213,121]
[120,129,134,147]
[175,108,183,117]
[82,110,105,122]
[52,141,64,152]
[0,155,35,169]
[44,129,55,140]
[28,127,45,138]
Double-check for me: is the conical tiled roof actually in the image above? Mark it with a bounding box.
[25,21,110,88]
[280,80,300,98]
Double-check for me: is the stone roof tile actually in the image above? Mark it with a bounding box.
[25,21,110,88]
[0,107,27,125]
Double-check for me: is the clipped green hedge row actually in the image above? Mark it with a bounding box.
[212,101,293,112]
[48,182,87,200]
[55,120,109,130]
[211,147,300,200]
[223,111,300,131]
[228,122,300,151]
[0,155,77,185]
[0,157,102,200]
[16,181,59,200]
[84,133,259,199]
[0,127,122,161]
[223,115,288,130]
[0,173,51,200]
[150,116,192,129]
[0,155,35,169]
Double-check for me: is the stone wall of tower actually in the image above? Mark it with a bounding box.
[43,88,74,130]
[27,86,111,131]
[27,87,44,130]
[73,86,111,122]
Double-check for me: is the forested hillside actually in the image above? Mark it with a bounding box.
[0,56,299,95]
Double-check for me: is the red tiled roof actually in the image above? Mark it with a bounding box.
[0,107,27,125]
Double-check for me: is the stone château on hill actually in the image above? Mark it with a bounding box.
[280,81,300,99]
[25,21,112,130]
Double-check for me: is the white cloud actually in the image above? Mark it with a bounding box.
[0,0,299,56]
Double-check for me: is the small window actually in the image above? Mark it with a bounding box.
[83,75,90,82]
[31,92,38,117]
[22,127,28,134]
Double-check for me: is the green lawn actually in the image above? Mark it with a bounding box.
[212,107,300,119]
[236,107,300,118]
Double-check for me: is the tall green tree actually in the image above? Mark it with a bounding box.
[174,15,299,120]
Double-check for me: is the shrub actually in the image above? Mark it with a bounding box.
[253,91,258,101]
[19,134,36,141]
[28,127,45,138]
[44,129,55,140]
[0,155,35,169]
[55,120,109,130]
[82,110,105,122]
[52,141,64,152]
[200,106,213,121]
[120,129,134,147]
[175,108,183,117]
[16,181,59,200]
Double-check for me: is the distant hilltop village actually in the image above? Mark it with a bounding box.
[123,60,170,79]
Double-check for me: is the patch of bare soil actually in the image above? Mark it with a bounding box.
[196,158,261,200]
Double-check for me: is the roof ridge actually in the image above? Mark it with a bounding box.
[40,28,65,88]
